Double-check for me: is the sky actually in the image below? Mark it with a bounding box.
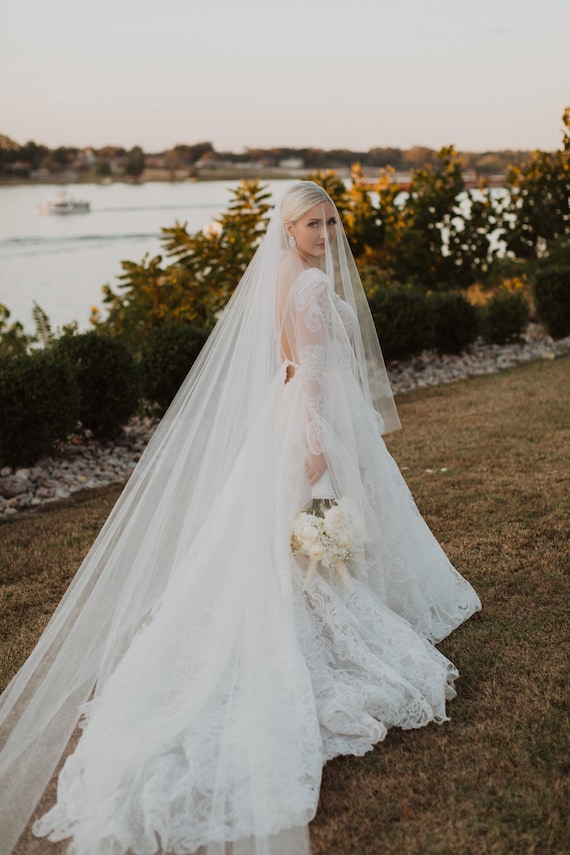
[2,0,569,154]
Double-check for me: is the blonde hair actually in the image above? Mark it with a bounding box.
[280,181,333,225]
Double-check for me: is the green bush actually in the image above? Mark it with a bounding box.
[0,350,79,467]
[369,285,435,361]
[54,332,140,438]
[482,289,530,345]
[140,325,208,413]
[430,292,480,354]
[532,265,570,339]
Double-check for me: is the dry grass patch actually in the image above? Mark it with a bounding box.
[0,486,122,690]
[1,356,569,855]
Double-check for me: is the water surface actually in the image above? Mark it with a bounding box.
[0,180,292,331]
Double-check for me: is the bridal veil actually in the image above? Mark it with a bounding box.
[0,182,480,855]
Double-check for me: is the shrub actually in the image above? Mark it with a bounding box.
[532,265,570,339]
[482,289,530,345]
[140,325,208,413]
[430,292,480,354]
[54,332,140,438]
[369,285,435,361]
[0,350,79,467]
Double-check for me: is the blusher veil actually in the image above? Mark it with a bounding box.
[0,182,480,855]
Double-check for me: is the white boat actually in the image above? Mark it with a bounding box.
[39,193,90,215]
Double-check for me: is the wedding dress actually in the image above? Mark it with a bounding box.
[0,183,481,855]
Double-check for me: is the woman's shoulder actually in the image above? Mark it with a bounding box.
[293,268,330,305]
[294,266,328,286]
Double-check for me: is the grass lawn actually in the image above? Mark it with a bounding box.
[1,355,569,855]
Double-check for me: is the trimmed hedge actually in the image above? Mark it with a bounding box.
[532,265,570,339]
[54,332,140,438]
[482,289,530,345]
[0,350,79,467]
[430,292,480,354]
[140,325,208,413]
[369,286,435,361]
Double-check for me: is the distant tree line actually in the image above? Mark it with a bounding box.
[0,137,152,180]
[0,133,534,179]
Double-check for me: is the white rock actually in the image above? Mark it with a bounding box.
[0,476,31,499]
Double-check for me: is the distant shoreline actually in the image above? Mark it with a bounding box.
[0,167,319,188]
[0,165,507,191]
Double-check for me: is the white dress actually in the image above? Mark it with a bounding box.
[33,268,481,855]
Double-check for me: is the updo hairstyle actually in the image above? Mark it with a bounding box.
[280,181,333,225]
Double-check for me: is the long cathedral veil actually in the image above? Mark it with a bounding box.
[0,182,400,855]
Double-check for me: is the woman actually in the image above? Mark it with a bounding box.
[0,182,480,855]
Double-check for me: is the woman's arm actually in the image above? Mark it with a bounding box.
[295,271,330,485]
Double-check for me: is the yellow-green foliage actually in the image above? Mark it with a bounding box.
[92,180,272,351]
[503,108,570,259]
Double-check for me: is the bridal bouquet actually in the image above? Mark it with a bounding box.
[291,498,365,591]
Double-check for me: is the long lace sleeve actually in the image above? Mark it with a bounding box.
[294,270,330,455]
[333,291,357,338]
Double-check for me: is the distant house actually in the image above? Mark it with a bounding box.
[195,157,235,170]
[110,158,125,175]
[145,154,167,168]
[4,161,31,176]
[70,149,96,171]
[279,157,305,169]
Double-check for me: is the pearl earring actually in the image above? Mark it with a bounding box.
[288,235,296,248]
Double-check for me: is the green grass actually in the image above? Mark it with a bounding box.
[1,355,569,855]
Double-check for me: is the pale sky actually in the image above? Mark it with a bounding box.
[2,0,569,153]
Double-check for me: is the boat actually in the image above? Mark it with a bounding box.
[39,193,90,215]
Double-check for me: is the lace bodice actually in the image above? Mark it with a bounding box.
[292,268,357,454]
[294,268,357,339]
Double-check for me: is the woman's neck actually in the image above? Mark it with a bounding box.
[297,251,324,271]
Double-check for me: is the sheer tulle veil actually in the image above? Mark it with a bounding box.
[0,182,401,854]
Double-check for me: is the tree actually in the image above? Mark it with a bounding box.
[93,180,273,349]
[502,108,570,259]
[368,147,404,169]
[52,146,78,170]
[0,305,31,357]
[95,158,112,178]
[161,143,214,167]
[310,153,500,288]
[340,164,383,259]
[124,145,145,178]
[20,140,50,169]
[0,302,69,357]
[402,146,438,170]
[445,180,501,284]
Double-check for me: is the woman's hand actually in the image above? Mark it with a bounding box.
[305,452,327,485]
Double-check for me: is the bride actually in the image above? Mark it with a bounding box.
[0,182,481,855]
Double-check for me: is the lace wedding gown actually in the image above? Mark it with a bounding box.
[32,268,481,855]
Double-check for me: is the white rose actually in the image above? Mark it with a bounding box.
[324,505,347,532]
[309,540,325,561]
[299,524,319,549]
[291,517,305,538]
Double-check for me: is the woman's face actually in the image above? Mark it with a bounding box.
[287,201,337,264]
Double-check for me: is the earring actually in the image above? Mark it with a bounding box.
[288,235,296,248]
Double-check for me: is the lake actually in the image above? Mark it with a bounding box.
[0,180,295,332]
